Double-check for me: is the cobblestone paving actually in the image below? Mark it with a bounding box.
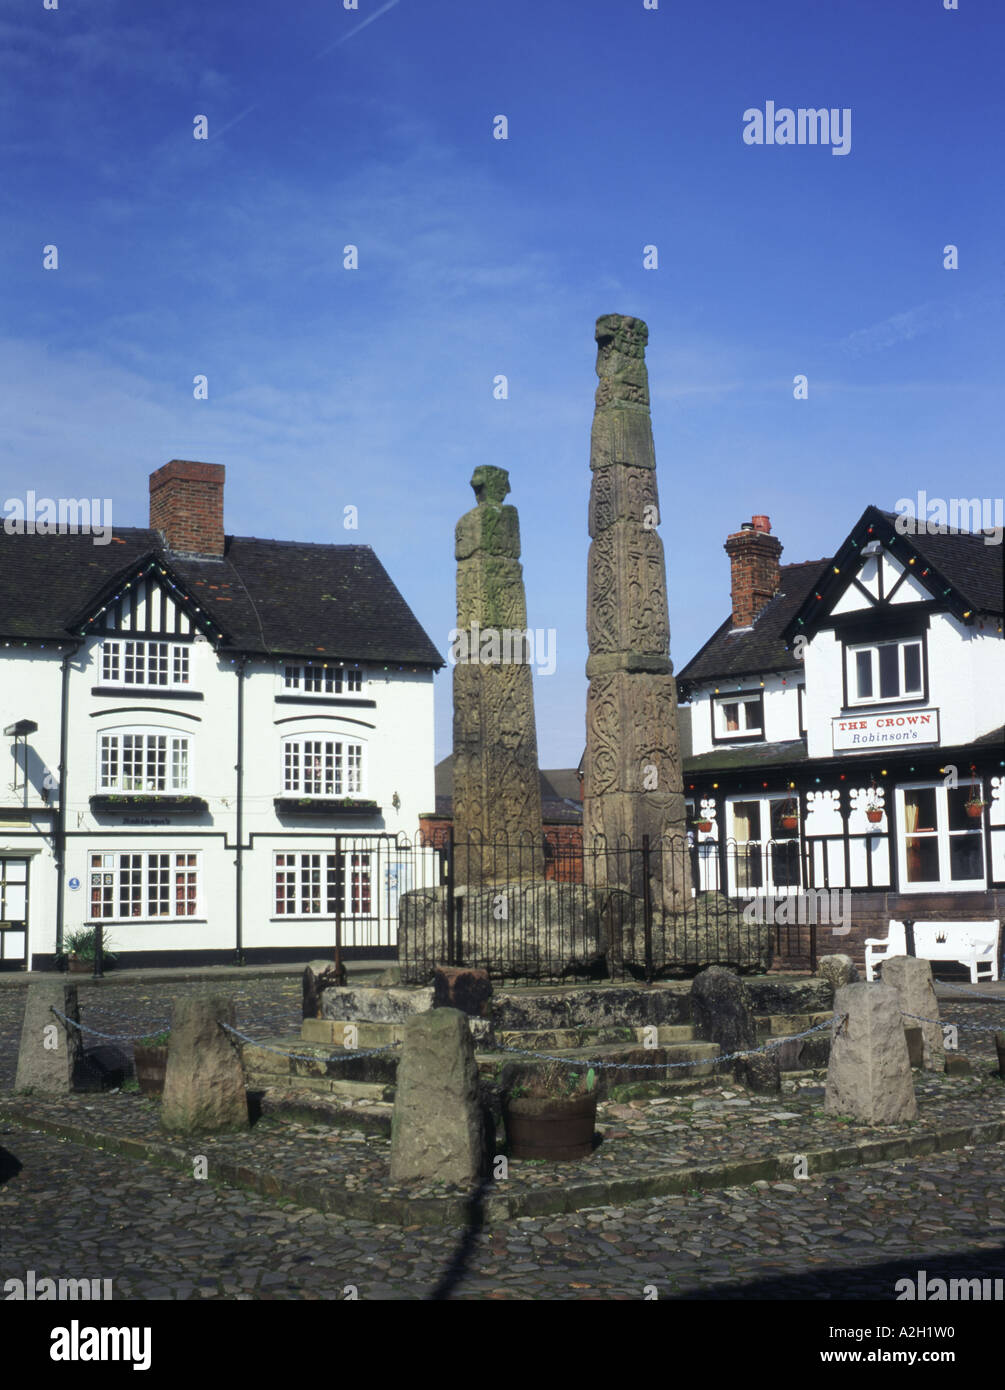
[2,1125,1003,1299]
[2,974,1003,1299]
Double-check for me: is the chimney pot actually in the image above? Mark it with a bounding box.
[752,515,771,533]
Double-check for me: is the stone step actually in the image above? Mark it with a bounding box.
[245,1073,394,1102]
[755,1012,833,1036]
[308,1016,493,1047]
[240,1036,398,1086]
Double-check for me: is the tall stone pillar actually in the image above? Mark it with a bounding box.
[583,314,687,913]
[452,466,544,883]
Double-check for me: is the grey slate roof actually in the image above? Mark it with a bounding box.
[0,528,443,666]
[677,560,828,684]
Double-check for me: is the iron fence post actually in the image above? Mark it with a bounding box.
[92,920,104,979]
[641,834,654,984]
[333,832,343,981]
[445,826,456,967]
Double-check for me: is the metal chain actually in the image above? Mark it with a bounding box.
[900,1010,1004,1036]
[49,1007,169,1043]
[938,981,1005,1002]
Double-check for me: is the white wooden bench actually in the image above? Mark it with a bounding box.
[865,919,1001,984]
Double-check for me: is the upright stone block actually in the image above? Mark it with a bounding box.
[691,966,779,1092]
[583,314,686,912]
[881,955,945,1073]
[825,983,917,1124]
[160,995,248,1134]
[15,982,82,1095]
[390,1008,486,1186]
[452,465,544,882]
[815,954,859,991]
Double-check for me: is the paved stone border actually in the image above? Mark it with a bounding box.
[3,1099,1004,1229]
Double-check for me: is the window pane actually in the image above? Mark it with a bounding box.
[722,702,739,732]
[948,784,981,831]
[903,787,937,833]
[903,643,921,693]
[743,700,760,731]
[732,800,761,842]
[905,837,940,882]
[878,644,899,698]
[855,650,872,699]
[173,647,189,685]
[949,834,984,882]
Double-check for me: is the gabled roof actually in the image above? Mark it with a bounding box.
[784,505,1004,642]
[0,528,443,666]
[677,560,828,684]
[678,504,1003,686]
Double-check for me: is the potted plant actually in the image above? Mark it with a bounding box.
[503,1062,598,1161]
[865,802,884,824]
[57,927,118,974]
[694,815,713,833]
[133,1031,170,1096]
[964,792,987,819]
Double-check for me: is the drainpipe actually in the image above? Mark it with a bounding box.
[54,648,78,962]
[234,656,247,965]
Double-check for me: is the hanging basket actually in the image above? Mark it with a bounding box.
[866,809,883,824]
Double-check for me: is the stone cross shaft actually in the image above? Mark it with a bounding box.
[452,465,544,882]
[583,314,687,912]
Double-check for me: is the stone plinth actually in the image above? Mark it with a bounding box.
[824,983,917,1124]
[160,995,249,1134]
[389,1008,486,1185]
[15,982,82,1095]
[880,955,945,1073]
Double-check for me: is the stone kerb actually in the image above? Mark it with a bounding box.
[15,981,83,1095]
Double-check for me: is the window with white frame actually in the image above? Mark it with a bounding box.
[282,663,363,695]
[846,637,923,705]
[98,730,190,793]
[282,736,364,797]
[713,691,764,740]
[274,851,372,916]
[897,781,986,890]
[89,852,199,919]
[101,639,191,689]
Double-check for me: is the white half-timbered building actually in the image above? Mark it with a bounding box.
[0,460,442,970]
[678,507,1005,971]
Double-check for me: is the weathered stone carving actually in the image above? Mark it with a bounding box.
[583,314,687,913]
[452,465,544,881]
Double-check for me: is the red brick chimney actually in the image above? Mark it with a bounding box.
[149,460,225,557]
[724,515,783,628]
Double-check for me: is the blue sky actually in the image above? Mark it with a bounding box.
[3,0,1002,766]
